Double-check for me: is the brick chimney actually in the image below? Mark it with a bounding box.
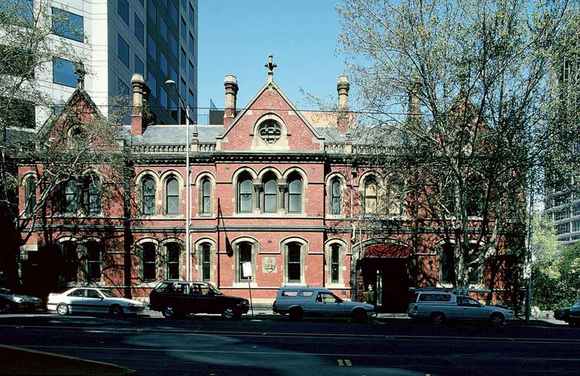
[407,78,421,122]
[224,74,238,126]
[337,74,350,133]
[131,73,146,136]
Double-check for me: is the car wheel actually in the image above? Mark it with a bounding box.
[0,301,13,314]
[352,308,368,323]
[109,305,124,318]
[490,313,505,327]
[56,303,69,316]
[222,307,240,320]
[430,312,446,325]
[289,307,303,321]
[162,306,176,319]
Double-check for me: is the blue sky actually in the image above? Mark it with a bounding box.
[197,0,345,122]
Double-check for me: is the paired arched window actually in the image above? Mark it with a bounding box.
[440,243,455,284]
[199,242,211,281]
[60,240,78,283]
[63,179,79,213]
[141,176,156,215]
[330,177,342,215]
[82,175,101,215]
[237,173,253,213]
[166,242,181,280]
[141,242,157,282]
[165,176,179,215]
[200,177,212,215]
[363,176,378,214]
[286,242,302,283]
[287,174,303,213]
[262,174,278,213]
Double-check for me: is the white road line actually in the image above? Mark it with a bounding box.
[10,345,580,362]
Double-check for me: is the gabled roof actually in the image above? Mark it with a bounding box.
[36,88,105,140]
[217,80,324,141]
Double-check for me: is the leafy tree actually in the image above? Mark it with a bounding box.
[338,0,576,293]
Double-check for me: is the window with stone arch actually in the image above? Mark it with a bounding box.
[141,242,157,282]
[286,172,303,213]
[165,242,181,280]
[59,240,79,283]
[165,175,180,215]
[85,240,102,283]
[261,172,278,213]
[24,175,36,216]
[328,243,342,284]
[363,176,378,215]
[141,175,156,215]
[439,242,455,285]
[237,172,253,213]
[199,176,212,215]
[198,242,212,281]
[285,241,304,284]
[236,241,254,282]
[82,173,101,216]
[329,176,342,215]
[62,178,79,214]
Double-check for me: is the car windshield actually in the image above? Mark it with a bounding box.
[100,289,115,298]
[208,283,223,295]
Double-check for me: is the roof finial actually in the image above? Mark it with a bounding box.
[265,54,277,84]
[74,61,87,90]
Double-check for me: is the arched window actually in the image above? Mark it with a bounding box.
[141,176,156,215]
[287,173,302,213]
[440,243,455,284]
[262,174,278,213]
[142,242,157,282]
[330,177,341,215]
[166,242,180,280]
[237,174,253,213]
[286,242,302,283]
[86,240,101,282]
[200,177,211,215]
[63,179,79,213]
[165,176,179,215]
[363,177,378,214]
[330,244,341,284]
[237,242,253,282]
[200,243,211,281]
[82,175,101,215]
[24,176,36,216]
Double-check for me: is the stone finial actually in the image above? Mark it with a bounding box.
[265,55,277,84]
[337,74,350,111]
[131,73,146,136]
[74,61,87,90]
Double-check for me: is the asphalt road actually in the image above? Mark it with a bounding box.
[1,313,579,376]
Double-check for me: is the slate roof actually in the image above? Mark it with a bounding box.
[121,124,225,145]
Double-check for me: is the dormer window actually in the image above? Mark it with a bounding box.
[258,120,281,144]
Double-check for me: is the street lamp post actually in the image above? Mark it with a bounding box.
[165,80,192,282]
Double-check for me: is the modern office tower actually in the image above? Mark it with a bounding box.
[544,24,579,244]
[4,0,198,127]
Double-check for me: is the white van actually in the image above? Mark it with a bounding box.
[272,287,375,322]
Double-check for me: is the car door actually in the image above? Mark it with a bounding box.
[312,292,340,317]
[458,297,485,320]
[190,283,211,313]
[66,289,86,314]
[85,289,107,314]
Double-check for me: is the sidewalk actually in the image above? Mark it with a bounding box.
[0,344,134,376]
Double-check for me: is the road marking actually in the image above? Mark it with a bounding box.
[337,359,344,367]
[10,345,580,363]
[344,359,352,367]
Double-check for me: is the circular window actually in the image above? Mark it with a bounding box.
[258,120,281,144]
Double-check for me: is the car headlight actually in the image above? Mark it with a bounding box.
[11,297,24,303]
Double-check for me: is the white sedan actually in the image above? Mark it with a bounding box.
[47,287,145,317]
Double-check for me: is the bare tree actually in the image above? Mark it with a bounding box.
[338,0,576,293]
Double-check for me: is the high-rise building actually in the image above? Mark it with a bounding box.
[5,0,198,126]
[544,21,579,244]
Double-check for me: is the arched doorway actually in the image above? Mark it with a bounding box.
[358,242,410,313]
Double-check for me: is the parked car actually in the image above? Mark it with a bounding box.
[272,287,375,322]
[47,287,145,317]
[408,290,514,325]
[0,288,42,313]
[554,299,580,327]
[149,281,250,319]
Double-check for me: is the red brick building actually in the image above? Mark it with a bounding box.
[18,59,520,312]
